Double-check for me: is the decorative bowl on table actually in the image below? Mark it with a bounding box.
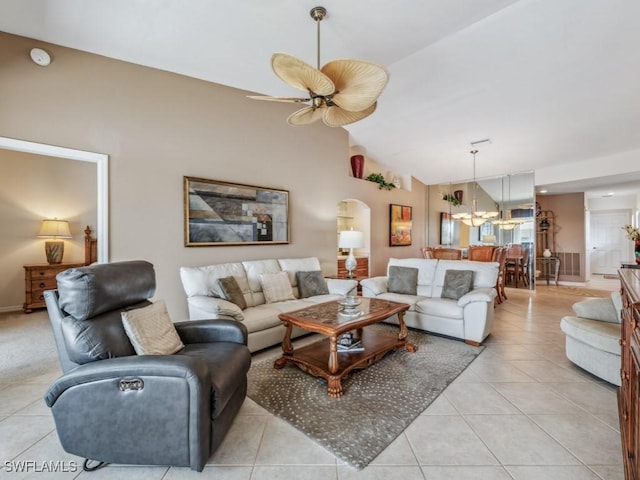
[337,296,363,317]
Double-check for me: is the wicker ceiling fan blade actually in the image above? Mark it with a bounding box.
[272,53,335,96]
[247,95,310,103]
[323,103,377,127]
[322,59,389,112]
[287,105,326,126]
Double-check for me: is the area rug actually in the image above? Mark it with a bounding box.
[247,324,483,469]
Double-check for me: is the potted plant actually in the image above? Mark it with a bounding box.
[442,193,461,207]
[366,173,396,190]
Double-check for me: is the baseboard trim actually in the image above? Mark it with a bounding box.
[0,305,23,313]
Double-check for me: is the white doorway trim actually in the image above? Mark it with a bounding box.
[0,136,109,263]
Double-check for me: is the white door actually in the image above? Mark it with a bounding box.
[590,211,630,275]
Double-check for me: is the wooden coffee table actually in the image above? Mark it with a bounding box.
[274,297,415,397]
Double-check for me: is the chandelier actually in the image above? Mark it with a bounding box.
[452,149,499,227]
[492,174,525,230]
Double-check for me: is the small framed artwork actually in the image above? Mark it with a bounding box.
[184,176,290,246]
[390,204,412,246]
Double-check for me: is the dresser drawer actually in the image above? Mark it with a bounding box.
[23,262,84,313]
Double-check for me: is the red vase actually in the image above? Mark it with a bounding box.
[350,155,364,179]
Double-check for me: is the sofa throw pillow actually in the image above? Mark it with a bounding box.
[388,266,419,295]
[259,271,296,304]
[296,270,329,298]
[441,270,474,300]
[217,276,247,310]
[121,300,184,355]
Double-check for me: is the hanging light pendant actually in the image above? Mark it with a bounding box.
[452,149,499,227]
[492,174,525,230]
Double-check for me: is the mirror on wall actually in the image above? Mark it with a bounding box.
[428,171,535,290]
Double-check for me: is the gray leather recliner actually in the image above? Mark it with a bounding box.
[43,260,251,472]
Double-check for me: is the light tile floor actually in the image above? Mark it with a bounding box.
[0,280,624,479]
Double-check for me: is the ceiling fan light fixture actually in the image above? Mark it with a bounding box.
[249,6,389,127]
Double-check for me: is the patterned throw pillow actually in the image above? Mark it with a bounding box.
[296,270,329,298]
[441,270,475,300]
[387,266,419,295]
[218,276,247,310]
[121,300,184,355]
[259,271,296,304]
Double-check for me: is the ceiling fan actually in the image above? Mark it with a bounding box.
[248,6,389,127]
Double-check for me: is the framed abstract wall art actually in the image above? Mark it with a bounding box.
[389,204,412,246]
[184,176,290,246]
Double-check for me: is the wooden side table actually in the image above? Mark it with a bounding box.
[23,263,84,313]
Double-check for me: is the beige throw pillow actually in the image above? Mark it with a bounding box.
[260,271,296,303]
[121,300,184,355]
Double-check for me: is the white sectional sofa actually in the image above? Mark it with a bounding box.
[360,258,499,345]
[180,257,357,352]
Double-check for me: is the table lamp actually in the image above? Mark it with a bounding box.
[338,230,364,278]
[38,218,72,264]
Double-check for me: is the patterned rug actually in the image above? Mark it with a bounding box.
[247,325,483,469]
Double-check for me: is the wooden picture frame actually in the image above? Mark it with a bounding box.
[184,176,290,246]
[389,204,412,246]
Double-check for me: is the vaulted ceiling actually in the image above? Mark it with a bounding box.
[1,0,639,194]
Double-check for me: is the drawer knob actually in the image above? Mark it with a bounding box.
[39,282,46,288]
[38,295,44,300]
[39,271,45,276]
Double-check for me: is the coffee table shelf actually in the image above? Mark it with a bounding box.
[274,298,413,397]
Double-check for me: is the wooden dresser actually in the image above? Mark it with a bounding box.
[619,268,640,479]
[23,263,84,313]
[337,256,369,278]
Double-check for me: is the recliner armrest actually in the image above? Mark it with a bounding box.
[175,319,248,345]
[44,354,210,407]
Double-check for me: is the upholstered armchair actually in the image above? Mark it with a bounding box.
[43,260,251,472]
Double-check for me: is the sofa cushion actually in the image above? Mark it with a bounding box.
[180,262,253,304]
[279,257,322,287]
[441,270,474,300]
[572,296,620,324]
[241,304,288,333]
[242,259,282,305]
[373,293,425,311]
[121,300,185,355]
[218,276,248,310]
[416,297,464,319]
[260,271,296,303]
[388,266,419,295]
[296,271,329,298]
[388,258,438,297]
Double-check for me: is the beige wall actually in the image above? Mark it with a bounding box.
[0,32,427,319]
[537,193,586,282]
[0,150,97,309]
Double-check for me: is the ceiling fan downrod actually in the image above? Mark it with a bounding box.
[310,6,326,70]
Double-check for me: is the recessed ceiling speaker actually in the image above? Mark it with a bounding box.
[30,48,51,66]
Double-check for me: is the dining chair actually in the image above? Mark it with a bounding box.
[468,245,497,262]
[420,247,435,259]
[432,247,462,260]
[492,246,508,304]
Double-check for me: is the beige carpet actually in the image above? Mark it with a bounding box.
[0,310,60,383]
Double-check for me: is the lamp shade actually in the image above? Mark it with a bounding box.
[38,219,72,238]
[338,230,364,249]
